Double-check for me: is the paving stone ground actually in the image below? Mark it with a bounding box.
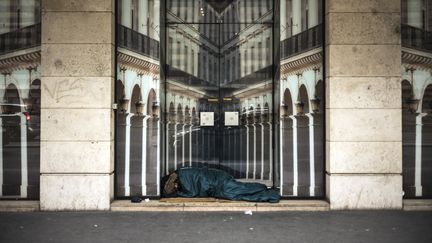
[0,211,431,243]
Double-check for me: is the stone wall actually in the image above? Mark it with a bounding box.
[40,0,115,210]
[325,0,403,209]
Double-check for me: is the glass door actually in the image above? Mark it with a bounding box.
[165,20,274,185]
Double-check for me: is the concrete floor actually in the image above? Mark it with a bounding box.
[0,211,431,243]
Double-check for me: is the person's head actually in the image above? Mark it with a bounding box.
[163,172,179,195]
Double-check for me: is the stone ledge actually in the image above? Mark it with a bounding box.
[110,199,330,212]
[0,199,331,212]
[403,199,432,211]
[0,201,40,212]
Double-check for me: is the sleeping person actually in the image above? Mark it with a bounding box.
[162,167,280,203]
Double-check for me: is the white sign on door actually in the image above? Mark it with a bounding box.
[225,111,239,126]
[200,112,214,126]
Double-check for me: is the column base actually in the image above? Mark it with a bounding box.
[326,173,403,210]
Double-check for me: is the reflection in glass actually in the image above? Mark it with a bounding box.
[0,0,41,199]
[401,0,432,198]
[167,0,273,24]
[164,1,275,186]
[115,0,161,197]
[279,0,324,197]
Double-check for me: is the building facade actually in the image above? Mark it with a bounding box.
[0,0,430,210]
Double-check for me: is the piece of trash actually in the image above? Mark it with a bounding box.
[94,224,98,228]
[19,226,24,230]
[131,196,142,203]
[365,228,370,232]
[249,227,254,231]
[144,198,150,202]
[244,210,253,215]
[230,216,233,220]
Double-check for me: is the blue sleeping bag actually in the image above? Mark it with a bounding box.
[176,167,280,203]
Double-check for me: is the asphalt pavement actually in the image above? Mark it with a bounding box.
[0,211,431,243]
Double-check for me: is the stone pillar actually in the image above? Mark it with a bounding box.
[194,0,199,24]
[193,46,199,77]
[179,0,185,21]
[153,0,160,40]
[326,0,402,209]
[40,0,114,210]
[129,115,144,195]
[146,116,159,195]
[281,117,294,195]
[19,114,28,198]
[185,0,192,23]
[407,0,423,28]
[184,45,188,73]
[280,0,287,40]
[239,1,245,30]
[172,36,178,69]
[179,38,185,72]
[188,41,194,75]
[308,0,318,28]
[0,1,10,34]
[21,0,36,28]
[122,0,132,28]
[414,113,427,196]
[138,0,148,35]
[261,34,267,68]
[292,0,301,35]
[239,48,245,77]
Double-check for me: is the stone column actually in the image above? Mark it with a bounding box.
[281,116,294,195]
[261,33,267,68]
[19,114,28,198]
[407,0,423,28]
[179,38,185,72]
[146,116,159,195]
[244,0,250,24]
[280,0,287,40]
[292,0,301,35]
[0,1,10,34]
[241,48,246,76]
[194,0,199,24]
[188,40,194,75]
[172,35,178,69]
[414,113,427,196]
[40,0,114,210]
[122,0,132,28]
[239,47,244,77]
[179,0,185,21]
[130,115,144,195]
[153,0,160,40]
[185,0,192,23]
[239,1,245,30]
[193,46,199,77]
[308,0,318,28]
[252,42,257,72]
[20,0,36,28]
[326,0,402,209]
[138,0,148,35]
